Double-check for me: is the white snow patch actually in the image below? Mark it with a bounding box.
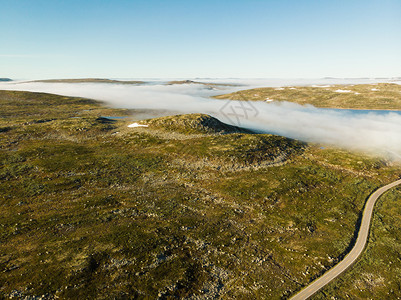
[312,85,331,88]
[335,89,352,93]
[275,87,285,90]
[128,123,148,128]
[354,92,361,95]
[265,98,274,102]
[371,88,379,91]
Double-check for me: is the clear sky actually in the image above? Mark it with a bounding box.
[1,0,400,79]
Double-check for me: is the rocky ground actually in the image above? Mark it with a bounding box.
[1,90,401,299]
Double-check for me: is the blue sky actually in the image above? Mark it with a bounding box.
[1,0,400,79]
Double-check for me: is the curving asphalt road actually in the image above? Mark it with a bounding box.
[290,178,401,300]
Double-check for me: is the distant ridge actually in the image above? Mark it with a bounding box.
[166,79,239,87]
[0,78,12,82]
[31,78,144,84]
[214,83,401,110]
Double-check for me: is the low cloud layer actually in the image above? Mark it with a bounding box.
[1,79,400,159]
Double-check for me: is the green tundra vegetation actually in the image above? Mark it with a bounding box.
[1,90,401,299]
[214,83,401,110]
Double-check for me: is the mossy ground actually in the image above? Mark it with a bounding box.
[1,90,400,299]
[214,83,401,110]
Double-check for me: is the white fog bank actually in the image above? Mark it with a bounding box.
[1,78,400,158]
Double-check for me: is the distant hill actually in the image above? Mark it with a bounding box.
[214,83,401,110]
[0,78,12,82]
[166,80,238,87]
[166,80,198,85]
[32,78,144,84]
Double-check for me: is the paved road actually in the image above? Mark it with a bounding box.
[290,178,401,300]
